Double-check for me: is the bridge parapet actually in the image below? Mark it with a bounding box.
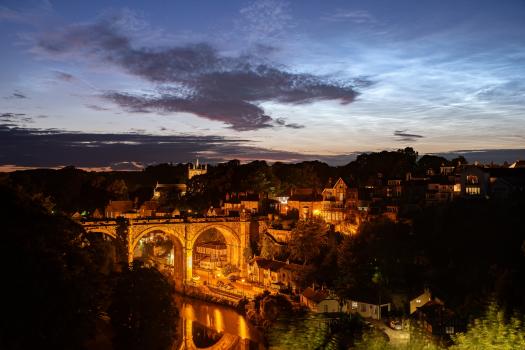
[81,216,267,285]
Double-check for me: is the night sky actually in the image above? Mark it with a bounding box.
[1,0,524,170]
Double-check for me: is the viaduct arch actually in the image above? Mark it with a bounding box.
[81,217,264,285]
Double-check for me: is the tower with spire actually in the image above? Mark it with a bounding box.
[188,159,208,179]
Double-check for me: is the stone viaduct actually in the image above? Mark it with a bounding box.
[81,216,266,285]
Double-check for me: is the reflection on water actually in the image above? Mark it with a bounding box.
[174,295,265,350]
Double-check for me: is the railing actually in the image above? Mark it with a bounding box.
[81,214,268,226]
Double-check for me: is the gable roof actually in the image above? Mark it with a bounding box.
[253,258,286,271]
[302,287,332,303]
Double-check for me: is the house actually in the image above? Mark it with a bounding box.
[138,200,159,217]
[425,177,455,205]
[248,258,301,290]
[319,178,352,224]
[248,258,284,287]
[410,289,434,314]
[459,166,525,199]
[223,192,260,215]
[152,183,187,200]
[266,228,292,243]
[386,179,403,198]
[287,188,323,219]
[105,200,134,218]
[509,160,525,168]
[412,301,466,338]
[301,287,342,313]
[346,297,391,320]
[92,208,104,219]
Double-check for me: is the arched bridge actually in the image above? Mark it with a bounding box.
[81,216,266,285]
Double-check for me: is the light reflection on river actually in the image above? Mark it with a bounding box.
[173,295,266,350]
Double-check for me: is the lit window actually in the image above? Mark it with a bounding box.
[446,326,454,334]
[466,187,481,195]
[466,175,479,184]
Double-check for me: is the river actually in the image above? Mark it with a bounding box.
[173,295,266,350]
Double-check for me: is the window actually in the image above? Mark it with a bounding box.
[466,187,481,195]
[360,304,367,312]
[445,326,454,334]
[466,175,479,184]
[352,301,358,310]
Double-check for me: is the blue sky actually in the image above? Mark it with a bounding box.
[1,0,524,169]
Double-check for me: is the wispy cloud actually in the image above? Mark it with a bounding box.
[29,10,361,131]
[321,9,376,24]
[394,130,424,142]
[5,91,28,99]
[53,70,75,82]
[85,104,111,112]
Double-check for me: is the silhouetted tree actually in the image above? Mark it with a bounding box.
[109,262,178,350]
[0,185,101,350]
[289,217,328,265]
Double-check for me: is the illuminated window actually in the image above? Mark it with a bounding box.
[466,187,481,195]
[466,175,479,184]
[446,326,454,334]
[352,301,358,309]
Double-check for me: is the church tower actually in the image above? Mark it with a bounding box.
[188,159,208,179]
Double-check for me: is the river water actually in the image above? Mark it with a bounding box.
[173,295,266,350]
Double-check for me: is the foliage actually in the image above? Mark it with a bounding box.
[221,263,240,276]
[451,302,525,349]
[268,314,328,349]
[355,330,442,350]
[289,217,328,265]
[114,217,130,268]
[108,261,178,350]
[0,185,103,350]
[336,219,416,303]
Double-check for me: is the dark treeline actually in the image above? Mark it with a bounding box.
[0,185,178,350]
[1,147,465,214]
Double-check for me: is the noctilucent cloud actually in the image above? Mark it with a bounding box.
[1,0,524,169]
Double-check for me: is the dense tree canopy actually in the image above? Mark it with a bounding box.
[109,262,178,350]
[0,185,101,349]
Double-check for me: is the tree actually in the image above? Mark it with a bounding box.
[451,302,525,349]
[114,217,130,268]
[108,261,178,350]
[107,179,128,200]
[0,185,102,350]
[289,217,328,265]
[336,219,416,305]
[260,234,276,259]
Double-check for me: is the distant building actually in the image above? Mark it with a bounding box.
[248,258,301,290]
[301,287,341,313]
[105,200,134,218]
[153,183,187,200]
[138,200,159,217]
[509,160,525,168]
[412,301,466,338]
[266,228,292,243]
[410,288,434,314]
[426,177,455,205]
[319,178,349,224]
[346,297,391,320]
[287,188,323,220]
[188,159,207,179]
[459,165,525,199]
[223,192,260,215]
